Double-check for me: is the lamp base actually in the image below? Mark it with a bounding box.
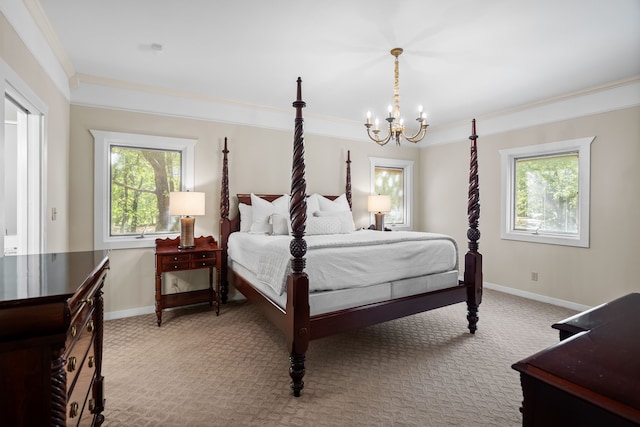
[178,216,196,249]
[374,212,385,231]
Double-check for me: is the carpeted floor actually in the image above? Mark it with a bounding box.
[101,289,576,426]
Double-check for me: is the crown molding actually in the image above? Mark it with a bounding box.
[1,0,70,99]
[423,77,640,146]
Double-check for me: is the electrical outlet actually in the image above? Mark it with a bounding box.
[531,272,538,282]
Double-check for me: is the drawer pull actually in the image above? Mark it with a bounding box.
[68,356,77,372]
[89,398,96,412]
[69,401,79,418]
[88,356,95,368]
[173,256,178,261]
[174,265,178,269]
[87,320,94,332]
[82,297,94,306]
[70,325,77,337]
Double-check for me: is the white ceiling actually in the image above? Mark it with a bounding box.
[31,0,640,143]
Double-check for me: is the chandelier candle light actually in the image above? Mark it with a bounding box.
[365,48,429,146]
[169,191,205,249]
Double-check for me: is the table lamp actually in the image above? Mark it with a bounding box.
[368,194,391,231]
[170,191,205,249]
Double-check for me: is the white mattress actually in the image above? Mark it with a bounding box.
[228,230,458,295]
[229,260,460,316]
[227,229,461,315]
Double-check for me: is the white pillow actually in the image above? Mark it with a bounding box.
[238,203,252,232]
[270,213,291,235]
[250,194,290,234]
[317,193,351,212]
[306,216,345,235]
[314,210,355,233]
[306,193,321,217]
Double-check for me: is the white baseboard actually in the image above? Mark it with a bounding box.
[484,282,591,312]
[105,305,155,321]
[105,283,590,320]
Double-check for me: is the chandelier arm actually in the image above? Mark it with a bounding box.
[401,123,429,143]
[365,125,392,146]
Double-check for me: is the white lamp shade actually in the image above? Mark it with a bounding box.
[170,192,205,216]
[368,195,391,213]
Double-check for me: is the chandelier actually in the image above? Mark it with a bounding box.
[364,48,428,146]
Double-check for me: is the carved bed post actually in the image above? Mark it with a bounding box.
[287,77,310,397]
[464,119,483,333]
[346,150,352,209]
[219,137,230,303]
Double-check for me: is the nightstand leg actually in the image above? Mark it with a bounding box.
[155,273,162,327]
[215,267,221,316]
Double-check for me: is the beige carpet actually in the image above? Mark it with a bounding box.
[101,289,576,426]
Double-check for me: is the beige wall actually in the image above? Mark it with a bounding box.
[421,107,640,307]
[69,105,419,315]
[1,13,70,252]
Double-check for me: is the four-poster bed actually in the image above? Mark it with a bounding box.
[219,78,483,397]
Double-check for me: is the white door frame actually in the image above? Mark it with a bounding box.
[1,58,47,256]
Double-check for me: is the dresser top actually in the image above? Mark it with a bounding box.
[0,250,109,305]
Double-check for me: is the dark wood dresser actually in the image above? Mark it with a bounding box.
[0,250,110,426]
[512,293,640,426]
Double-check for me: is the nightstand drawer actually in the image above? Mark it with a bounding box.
[162,261,190,270]
[161,254,190,266]
[190,259,216,268]
[194,251,216,260]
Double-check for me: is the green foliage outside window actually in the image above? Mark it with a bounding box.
[110,146,181,235]
[374,166,403,224]
[514,153,579,234]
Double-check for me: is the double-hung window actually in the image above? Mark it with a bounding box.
[369,157,413,230]
[500,137,594,247]
[92,130,196,249]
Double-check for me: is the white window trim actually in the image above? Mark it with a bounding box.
[92,130,196,250]
[500,136,594,248]
[369,157,413,231]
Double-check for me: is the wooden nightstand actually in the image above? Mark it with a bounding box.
[155,235,223,326]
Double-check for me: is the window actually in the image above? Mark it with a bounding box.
[92,130,196,249]
[369,157,413,230]
[500,137,594,247]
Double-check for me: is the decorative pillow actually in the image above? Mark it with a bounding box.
[314,210,355,233]
[270,213,291,235]
[238,203,252,232]
[306,193,321,217]
[306,216,344,235]
[317,193,351,212]
[249,194,290,234]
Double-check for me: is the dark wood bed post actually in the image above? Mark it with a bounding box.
[287,77,310,397]
[464,119,483,333]
[220,137,230,303]
[346,150,352,209]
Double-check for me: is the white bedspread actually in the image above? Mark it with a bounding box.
[227,230,458,295]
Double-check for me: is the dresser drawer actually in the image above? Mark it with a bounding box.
[67,305,91,345]
[66,309,95,394]
[67,343,96,427]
